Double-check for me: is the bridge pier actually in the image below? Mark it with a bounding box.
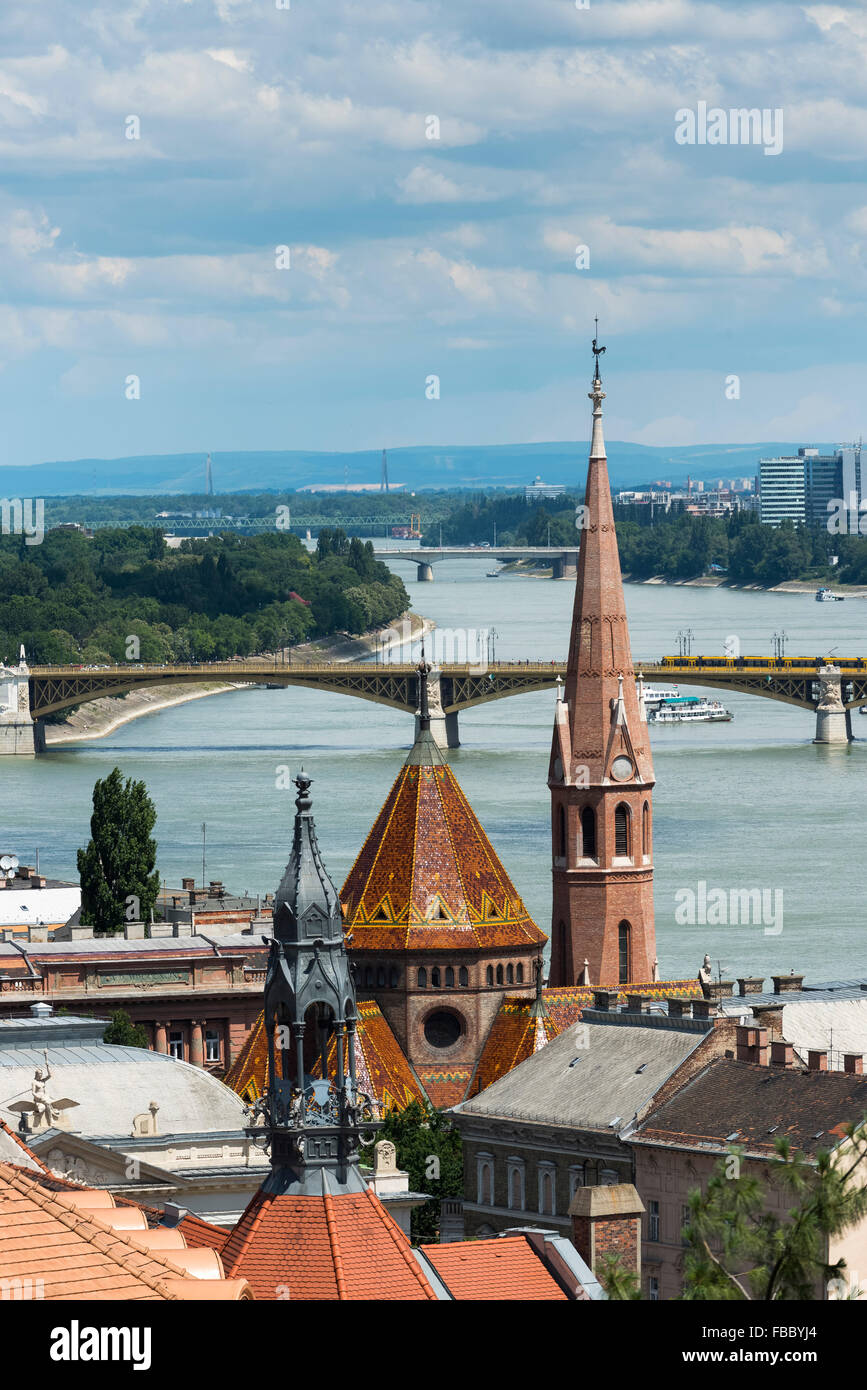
[0,650,43,756]
[416,562,435,582]
[551,550,578,580]
[813,665,851,744]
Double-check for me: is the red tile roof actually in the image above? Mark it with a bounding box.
[221,1183,438,1300]
[423,1236,568,1300]
[0,1163,250,1300]
[341,762,546,951]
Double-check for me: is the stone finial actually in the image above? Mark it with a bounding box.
[373,1139,398,1175]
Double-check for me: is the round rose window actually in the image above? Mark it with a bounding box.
[424,1010,462,1048]
[611,756,633,781]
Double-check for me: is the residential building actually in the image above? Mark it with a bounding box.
[629,1045,867,1300]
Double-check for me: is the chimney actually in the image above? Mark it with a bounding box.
[737,976,765,997]
[182,877,195,893]
[625,994,651,1015]
[592,989,620,1012]
[736,1024,769,1065]
[692,1000,718,1021]
[667,998,692,1020]
[569,1185,645,1280]
[770,1040,794,1067]
[844,1054,864,1075]
[808,1050,828,1072]
[706,980,734,1001]
[771,973,804,995]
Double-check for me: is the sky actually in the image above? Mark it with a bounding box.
[2,0,867,472]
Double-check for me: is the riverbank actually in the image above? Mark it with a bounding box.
[45,611,433,746]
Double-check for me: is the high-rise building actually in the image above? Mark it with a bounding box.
[548,347,656,987]
[759,444,862,527]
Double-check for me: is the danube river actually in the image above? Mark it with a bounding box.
[5,560,867,984]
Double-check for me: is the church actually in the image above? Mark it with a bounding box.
[227,348,697,1116]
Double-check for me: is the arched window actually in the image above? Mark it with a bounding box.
[431,966,441,988]
[507,1159,525,1211]
[417,967,427,989]
[477,1155,494,1206]
[581,806,596,859]
[486,965,494,986]
[459,966,469,987]
[615,803,630,857]
[388,967,399,988]
[496,964,503,985]
[364,966,373,986]
[642,800,650,858]
[445,965,454,987]
[376,966,386,987]
[538,1165,556,1216]
[516,963,524,984]
[506,964,514,984]
[618,921,631,984]
[557,804,566,858]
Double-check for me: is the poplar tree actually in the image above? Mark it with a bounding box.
[77,767,160,935]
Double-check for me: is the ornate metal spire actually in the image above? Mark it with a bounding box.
[248,772,378,1194]
[405,642,444,767]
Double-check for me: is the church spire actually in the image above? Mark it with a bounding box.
[548,339,656,988]
[405,645,445,767]
[249,772,378,1194]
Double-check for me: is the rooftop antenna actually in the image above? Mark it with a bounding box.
[206,454,214,496]
[381,448,389,493]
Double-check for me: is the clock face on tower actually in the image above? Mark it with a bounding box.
[610,755,633,781]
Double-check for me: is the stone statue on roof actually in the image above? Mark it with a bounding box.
[698,954,713,999]
[7,1051,80,1133]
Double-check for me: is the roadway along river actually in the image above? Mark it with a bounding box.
[4,558,867,984]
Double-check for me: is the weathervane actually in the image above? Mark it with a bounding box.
[592,317,606,377]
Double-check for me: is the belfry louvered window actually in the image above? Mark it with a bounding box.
[615,804,630,857]
[581,807,596,859]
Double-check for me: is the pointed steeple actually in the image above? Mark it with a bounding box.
[250,772,379,1194]
[549,337,656,988]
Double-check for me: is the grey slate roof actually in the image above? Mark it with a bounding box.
[454,1014,706,1131]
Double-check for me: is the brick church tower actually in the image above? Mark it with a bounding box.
[548,339,656,987]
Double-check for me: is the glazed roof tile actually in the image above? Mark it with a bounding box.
[221,1183,438,1300]
[341,759,545,952]
[422,1235,569,1300]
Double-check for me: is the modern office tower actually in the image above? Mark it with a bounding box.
[759,444,862,528]
[758,454,807,526]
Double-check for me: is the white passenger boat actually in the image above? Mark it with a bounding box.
[648,696,733,724]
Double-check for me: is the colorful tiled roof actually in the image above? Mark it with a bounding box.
[422,1235,569,1300]
[341,756,546,952]
[414,1066,475,1109]
[467,980,703,1098]
[221,1182,438,1300]
[225,1000,426,1112]
[0,1163,250,1300]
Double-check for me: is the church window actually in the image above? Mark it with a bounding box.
[486,965,494,986]
[569,1165,585,1199]
[445,965,455,987]
[558,804,566,858]
[431,966,441,988]
[459,966,469,986]
[506,964,514,984]
[364,967,373,987]
[496,964,503,985]
[618,921,631,984]
[389,967,399,988]
[376,966,386,987]
[516,963,524,984]
[417,967,427,989]
[615,804,630,857]
[642,801,650,857]
[477,1155,494,1206]
[424,1010,462,1048]
[581,806,596,859]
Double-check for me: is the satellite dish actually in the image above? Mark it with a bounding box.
[0,855,17,871]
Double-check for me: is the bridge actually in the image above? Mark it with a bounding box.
[1,654,863,754]
[372,546,579,580]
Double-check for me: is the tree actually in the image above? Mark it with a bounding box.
[77,768,160,935]
[102,1009,149,1048]
[681,1132,867,1300]
[361,1099,463,1243]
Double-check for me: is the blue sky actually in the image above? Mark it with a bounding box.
[2,0,867,471]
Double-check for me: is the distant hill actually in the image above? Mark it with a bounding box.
[0,441,824,497]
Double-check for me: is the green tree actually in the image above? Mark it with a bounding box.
[102,1009,149,1048]
[77,768,160,935]
[361,1099,463,1243]
[681,1132,867,1300]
